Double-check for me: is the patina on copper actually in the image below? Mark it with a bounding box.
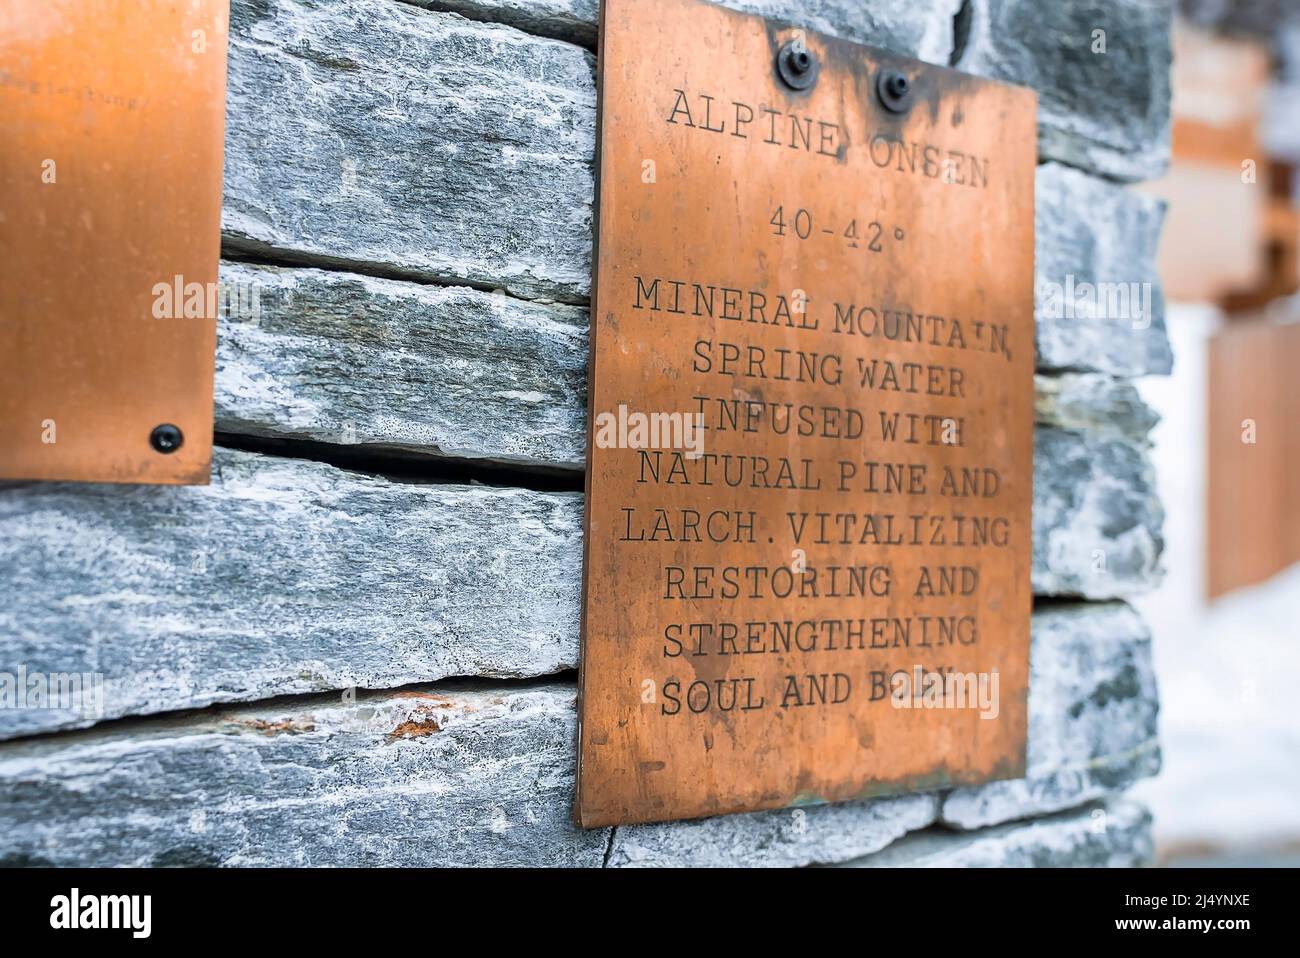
[578,0,1038,827]
[0,0,229,484]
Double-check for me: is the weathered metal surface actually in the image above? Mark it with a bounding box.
[0,0,228,483]
[578,0,1038,826]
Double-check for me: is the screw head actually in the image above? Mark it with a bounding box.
[876,68,914,114]
[776,39,819,91]
[150,423,184,454]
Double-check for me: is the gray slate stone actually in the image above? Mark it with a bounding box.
[0,600,1157,866]
[607,793,941,868]
[1032,426,1164,598]
[1035,163,1172,376]
[402,0,963,62]
[215,263,1161,469]
[402,0,602,46]
[940,602,1160,829]
[223,0,597,302]
[215,262,589,469]
[956,0,1173,181]
[839,799,1154,867]
[0,448,582,739]
[0,683,607,867]
[1034,373,1160,443]
[2,423,1161,738]
[220,3,1172,375]
[0,679,932,867]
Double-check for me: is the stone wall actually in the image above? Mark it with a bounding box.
[0,0,1172,866]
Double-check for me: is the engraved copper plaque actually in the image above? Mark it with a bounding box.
[0,0,229,484]
[577,0,1037,827]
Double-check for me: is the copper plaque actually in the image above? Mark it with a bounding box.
[0,0,229,484]
[577,0,1037,827]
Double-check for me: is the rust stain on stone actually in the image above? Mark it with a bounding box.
[387,715,443,741]
[226,716,317,736]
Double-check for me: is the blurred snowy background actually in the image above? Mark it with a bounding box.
[1133,1,1300,865]
[1131,306,1300,865]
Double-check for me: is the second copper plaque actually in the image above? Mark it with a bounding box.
[0,0,228,484]
[578,0,1038,827]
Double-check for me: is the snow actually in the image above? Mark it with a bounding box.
[1130,304,1300,859]
[1133,562,1300,854]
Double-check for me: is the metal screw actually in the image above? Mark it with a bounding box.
[776,39,819,91]
[150,423,184,454]
[876,68,913,114]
